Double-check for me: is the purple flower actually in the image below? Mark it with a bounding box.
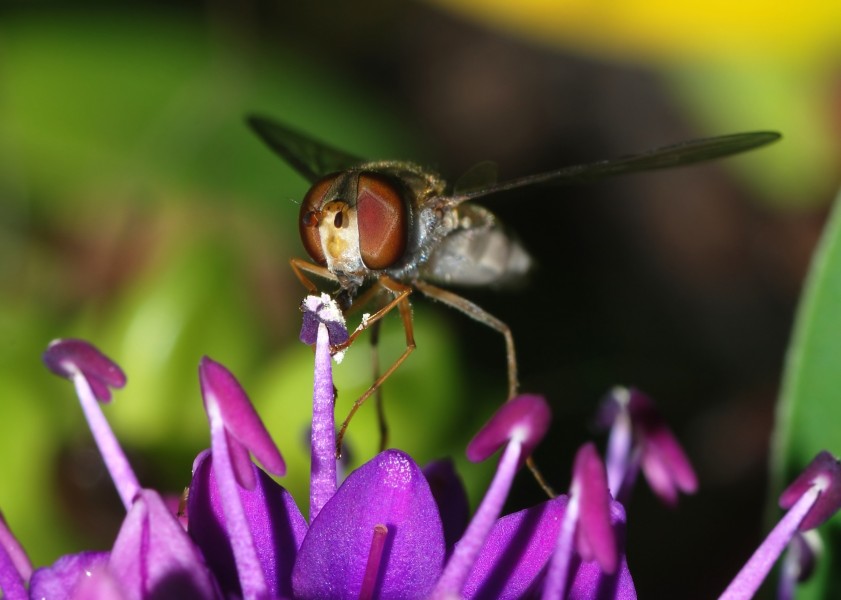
[26,339,221,600]
[1,298,840,599]
[719,451,841,599]
[599,387,697,506]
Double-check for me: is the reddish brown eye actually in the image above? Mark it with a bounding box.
[299,175,338,266]
[356,173,408,270]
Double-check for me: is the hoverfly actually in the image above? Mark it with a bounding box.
[248,114,780,451]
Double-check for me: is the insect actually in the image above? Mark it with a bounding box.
[248,114,780,452]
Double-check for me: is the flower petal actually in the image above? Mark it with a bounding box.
[779,531,820,600]
[424,459,470,554]
[630,390,697,502]
[199,357,285,478]
[461,497,567,600]
[292,450,445,599]
[779,450,841,531]
[109,489,221,600]
[70,566,125,600]
[188,451,307,599]
[566,502,636,600]
[466,395,551,465]
[43,339,126,402]
[0,511,31,597]
[567,556,637,600]
[29,552,110,600]
[574,443,616,574]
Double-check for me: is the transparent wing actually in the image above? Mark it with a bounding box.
[247,114,365,183]
[453,160,499,194]
[448,131,782,204]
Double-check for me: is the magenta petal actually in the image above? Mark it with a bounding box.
[567,556,637,600]
[424,459,470,554]
[188,452,307,599]
[43,339,126,402]
[574,444,616,574]
[641,430,697,497]
[29,552,110,600]
[567,502,636,600]
[466,395,551,464]
[639,447,680,505]
[461,496,567,600]
[779,451,841,531]
[292,450,445,599]
[226,430,256,490]
[109,489,221,600]
[629,390,697,502]
[199,357,285,477]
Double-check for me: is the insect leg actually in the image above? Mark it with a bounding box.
[335,277,415,457]
[413,281,557,498]
[369,319,388,452]
[413,280,518,399]
[289,260,399,453]
[343,282,385,317]
[340,283,393,451]
[290,257,339,292]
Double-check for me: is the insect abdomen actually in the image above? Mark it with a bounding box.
[421,204,532,288]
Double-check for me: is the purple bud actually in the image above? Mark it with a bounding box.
[466,395,551,465]
[293,450,445,599]
[779,451,841,531]
[43,339,126,402]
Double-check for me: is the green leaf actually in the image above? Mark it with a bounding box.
[772,188,841,598]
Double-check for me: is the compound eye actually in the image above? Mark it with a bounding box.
[299,175,338,266]
[356,173,408,270]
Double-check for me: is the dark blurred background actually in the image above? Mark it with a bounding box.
[1,2,840,598]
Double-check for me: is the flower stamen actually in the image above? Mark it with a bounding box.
[359,524,389,600]
[310,319,339,521]
[199,357,286,600]
[432,394,551,598]
[599,387,697,506]
[301,294,348,521]
[543,442,617,599]
[0,512,31,586]
[42,339,138,510]
[719,451,841,600]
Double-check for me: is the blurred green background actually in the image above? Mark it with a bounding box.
[1,2,839,598]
